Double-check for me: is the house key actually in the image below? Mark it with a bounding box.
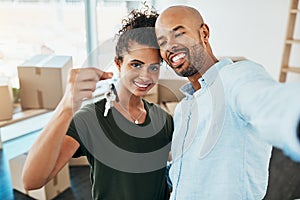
[103,83,119,117]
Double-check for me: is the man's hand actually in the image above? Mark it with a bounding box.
[61,67,113,113]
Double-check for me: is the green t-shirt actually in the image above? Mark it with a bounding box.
[67,99,174,200]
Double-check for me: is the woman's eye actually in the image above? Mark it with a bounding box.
[131,63,142,68]
[149,64,160,72]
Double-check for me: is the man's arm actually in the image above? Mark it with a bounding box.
[225,61,300,162]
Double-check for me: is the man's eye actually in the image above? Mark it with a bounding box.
[175,32,184,37]
[131,63,142,68]
[159,41,167,47]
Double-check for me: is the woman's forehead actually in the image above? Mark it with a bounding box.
[123,44,159,61]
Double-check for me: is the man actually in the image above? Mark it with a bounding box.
[154,5,300,199]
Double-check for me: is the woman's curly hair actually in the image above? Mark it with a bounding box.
[115,3,161,62]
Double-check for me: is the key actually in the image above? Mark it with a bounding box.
[104,99,110,117]
[104,92,113,117]
[110,83,119,102]
[103,83,118,117]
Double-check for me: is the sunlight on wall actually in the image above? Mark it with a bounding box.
[0,2,128,88]
[0,0,299,88]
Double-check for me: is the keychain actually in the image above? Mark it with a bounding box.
[104,83,119,117]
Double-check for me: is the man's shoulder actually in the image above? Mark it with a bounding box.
[219,59,266,80]
[223,59,264,71]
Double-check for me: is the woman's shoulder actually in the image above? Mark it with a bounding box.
[74,98,106,119]
[143,99,162,111]
[143,99,173,119]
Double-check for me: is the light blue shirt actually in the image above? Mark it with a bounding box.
[170,58,300,200]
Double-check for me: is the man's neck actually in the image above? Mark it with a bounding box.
[188,72,202,91]
[189,56,219,91]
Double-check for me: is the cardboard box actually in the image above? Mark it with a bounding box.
[164,102,178,116]
[69,157,89,166]
[143,79,188,104]
[143,84,158,104]
[160,102,178,116]
[0,79,13,121]
[9,153,71,200]
[18,54,72,109]
[157,79,188,103]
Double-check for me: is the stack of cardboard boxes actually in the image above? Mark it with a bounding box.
[143,78,188,116]
[7,54,73,199]
[17,54,72,110]
[9,153,71,200]
[0,77,13,121]
[157,79,187,115]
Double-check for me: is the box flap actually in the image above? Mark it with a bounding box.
[0,76,10,86]
[18,55,72,109]
[46,56,72,68]
[19,54,72,68]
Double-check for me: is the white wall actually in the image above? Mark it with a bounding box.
[155,0,300,82]
[0,1,299,84]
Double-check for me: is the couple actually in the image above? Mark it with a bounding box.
[22,4,300,200]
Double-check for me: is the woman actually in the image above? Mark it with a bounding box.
[22,6,173,200]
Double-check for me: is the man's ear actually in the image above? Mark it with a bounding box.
[114,57,121,71]
[200,24,210,44]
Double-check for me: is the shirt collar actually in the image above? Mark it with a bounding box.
[180,58,233,97]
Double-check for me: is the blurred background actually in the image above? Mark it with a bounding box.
[0,1,300,199]
[0,0,299,89]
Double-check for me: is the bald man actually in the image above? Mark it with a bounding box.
[155,5,300,200]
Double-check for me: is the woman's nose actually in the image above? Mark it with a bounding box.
[137,67,152,81]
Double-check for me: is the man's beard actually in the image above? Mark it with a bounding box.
[177,43,207,77]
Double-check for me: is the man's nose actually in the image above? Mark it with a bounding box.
[165,40,179,54]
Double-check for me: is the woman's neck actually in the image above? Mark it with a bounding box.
[115,83,143,109]
[113,82,146,124]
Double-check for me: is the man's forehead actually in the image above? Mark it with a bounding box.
[156,13,188,32]
[157,10,185,26]
[155,6,203,31]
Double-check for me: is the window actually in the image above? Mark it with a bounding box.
[0,0,129,89]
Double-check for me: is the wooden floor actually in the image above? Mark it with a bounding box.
[1,131,300,200]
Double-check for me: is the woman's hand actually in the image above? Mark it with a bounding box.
[62,67,113,113]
